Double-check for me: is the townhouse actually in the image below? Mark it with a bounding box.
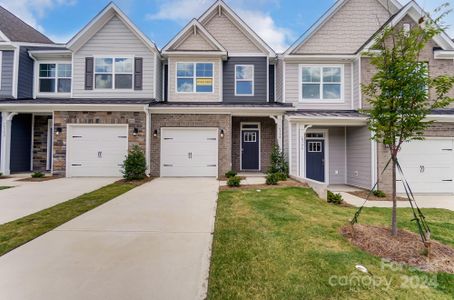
[0,0,453,195]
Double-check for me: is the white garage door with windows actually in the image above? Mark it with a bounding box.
[67,125,128,177]
[161,128,218,177]
[397,138,454,194]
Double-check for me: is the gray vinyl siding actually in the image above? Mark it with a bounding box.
[328,127,346,184]
[223,57,267,102]
[275,58,283,102]
[352,58,360,109]
[289,122,298,176]
[18,46,34,99]
[155,57,162,100]
[346,126,372,189]
[0,50,13,98]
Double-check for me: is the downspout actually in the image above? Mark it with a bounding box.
[143,105,151,176]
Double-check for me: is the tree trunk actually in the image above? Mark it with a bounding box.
[391,156,398,236]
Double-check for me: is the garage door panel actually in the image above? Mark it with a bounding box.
[162,165,217,177]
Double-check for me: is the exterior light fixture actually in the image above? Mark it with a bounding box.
[133,128,139,136]
[220,129,225,138]
[153,129,158,137]
[55,127,62,135]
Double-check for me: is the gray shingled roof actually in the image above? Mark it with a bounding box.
[0,98,155,105]
[286,110,367,118]
[149,102,293,107]
[0,6,53,44]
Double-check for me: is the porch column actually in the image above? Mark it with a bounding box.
[0,112,17,175]
[270,115,283,150]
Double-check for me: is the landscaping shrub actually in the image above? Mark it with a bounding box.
[268,145,289,176]
[266,173,279,185]
[373,189,386,198]
[225,170,237,178]
[0,172,2,177]
[327,191,343,205]
[274,172,288,181]
[121,145,147,180]
[31,171,45,178]
[227,176,241,187]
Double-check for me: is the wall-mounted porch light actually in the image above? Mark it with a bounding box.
[55,127,62,135]
[133,128,139,136]
[153,129,158,138]
[220,129,225,138]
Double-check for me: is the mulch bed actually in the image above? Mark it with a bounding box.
[17,176,62,182]
[220,179,308,191]
[348,191,407,202]
[341,224,454,274]
[0,176,13,180]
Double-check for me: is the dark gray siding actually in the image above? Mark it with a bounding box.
[269,64,275,102]
[0,50,14,98]
[223,57,267,103]
[18,46,34,99]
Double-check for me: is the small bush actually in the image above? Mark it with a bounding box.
[121,145,147,181]
[227,176,241,187]
[274,172,288,181]
[0,172,3,177]
[327,191,343,205]
[266,173,279,185]
[373,189,386,198]
[225,170,237,178]
[31,171,45,178]
[268,145,289,176]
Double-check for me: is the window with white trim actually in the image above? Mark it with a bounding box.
[176,62,213,93]
[301,66,342,101]
[95,57,133,89]
[39,63,72,93]
[235,65,254,96]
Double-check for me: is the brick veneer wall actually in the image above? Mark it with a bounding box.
[32,115,51,171]
[53,111,146,176]
[150,114,231,177]
[377,122,454,193]
[232,117,276,172]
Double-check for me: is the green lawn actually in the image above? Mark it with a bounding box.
[0,181,140,256]
[208,187,454,299]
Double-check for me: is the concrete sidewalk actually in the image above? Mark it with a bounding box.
[0,178,219,300]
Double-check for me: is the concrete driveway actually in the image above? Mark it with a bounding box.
[0,177,116,224]
[0,178,219,300]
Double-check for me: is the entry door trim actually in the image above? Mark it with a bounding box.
[240,122,261,171]
[301,129,329,184]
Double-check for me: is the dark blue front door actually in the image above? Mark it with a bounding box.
[241,130,259,170]
[306,139,325,182]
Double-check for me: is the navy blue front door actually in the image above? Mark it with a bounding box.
[306,139,325,182]
[241,130,259,170]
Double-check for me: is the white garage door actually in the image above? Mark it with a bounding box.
[161,128,218,177]
[67,125,128,177]
[397,139,454,194]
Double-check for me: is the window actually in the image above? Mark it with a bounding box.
[243,132,257,143]
[301,66,342,101]
[39,63,72,93]
[176,62,213,93]
[308,141,322,152]
[235,65,254,96]
[95,57,133,89]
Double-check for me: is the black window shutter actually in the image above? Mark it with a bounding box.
[85,57,94,90]
[134,57,143,90]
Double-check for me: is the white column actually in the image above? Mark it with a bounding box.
[0,112,17,175]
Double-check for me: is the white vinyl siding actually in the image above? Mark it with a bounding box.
[173,31,217,51]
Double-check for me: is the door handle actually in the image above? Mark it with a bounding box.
[420,165,425,173]
[188,152,193,159]
[98,151,102,158]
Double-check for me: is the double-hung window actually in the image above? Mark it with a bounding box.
[235,65,254,96]
[301,65,342,101]
[95,57,133,89]
[39,63,72,93]
[176,62,213,93]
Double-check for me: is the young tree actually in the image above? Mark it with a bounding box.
[363,4,454,236]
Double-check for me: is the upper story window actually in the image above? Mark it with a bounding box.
[300,65,343,102]
[176,62,213,93]
[39,63,72,93]
[95,57,133,89]
[235,65,254,96]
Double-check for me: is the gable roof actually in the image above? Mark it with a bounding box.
[284,0,403,55]
[67,2,159,54]
[198,0,276,56]
[161,19,227,54]
[0,6,54,44]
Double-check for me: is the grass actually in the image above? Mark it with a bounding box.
[0,186,12,190]
[0,180,140,256]
[208,187,454,299]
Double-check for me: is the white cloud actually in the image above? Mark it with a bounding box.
[146,0,211,23]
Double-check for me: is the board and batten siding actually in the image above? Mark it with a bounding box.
[168,56,221,102]
[72,16,157,98]
[284,61,353,109]
[346,126,372,189]
[223,57,267,102]
[0,50,14,98]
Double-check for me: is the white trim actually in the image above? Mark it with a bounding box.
[0,51,2,89]
[344,126,347,184]
[282,61,286,102]
[51,111,55,174]
[240,122,261,171]
[283,54,357,60]
[0,104,149,112]
[370,131,377,189]
[12,47,19,99]
[162,51,227,57]
[358,56,362,109]
[162,62,168,100]
[219,58,223,101]
[46,118,52,171]
[175,62,214,94]
[153,54,157,99]
[36,61,72,97]
[0,30,10,43]
[350,63,354,109]
[229,53,267,57]
[273,62,277,102]
[144,107,151,176]
[298,64,344,103]
[234,64,254,96]
[266,57,269,102]
[302,128,329,184]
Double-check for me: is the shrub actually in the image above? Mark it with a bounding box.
[266,173,279,185]
[121,145,147,181]
[268,145,289,176]
[225,170,237,178]
[274,172,288,181]
[31,171,45,178]
[373,189,386,198]
[227,176,241,187]
[327,191,343,205]
[0,172,2,177]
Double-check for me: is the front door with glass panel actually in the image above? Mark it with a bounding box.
[241,124,260,170]
[306,139,325,182]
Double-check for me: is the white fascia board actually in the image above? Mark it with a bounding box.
[0,104,149,112]
[148,106,293,115]
[434,50,454,60]
[0,30,11,43]
[28,50,73,60]
[286,115,368,126]
[426,115,454,122]
[162,51,227,58]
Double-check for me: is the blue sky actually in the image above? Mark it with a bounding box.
[0,0,452,52]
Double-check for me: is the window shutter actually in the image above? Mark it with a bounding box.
[85,57,94,90]
[134,57,143,90]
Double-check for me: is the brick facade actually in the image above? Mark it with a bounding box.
[32,115,51,171]
[150,114,231,177]
[52,111,147,176]
[232,117,276,172]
